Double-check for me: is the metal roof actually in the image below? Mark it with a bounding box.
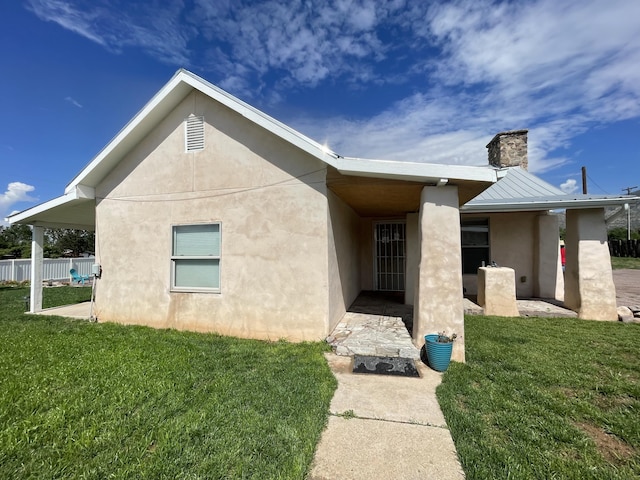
[463,167,639,212]
[469,166,564,200]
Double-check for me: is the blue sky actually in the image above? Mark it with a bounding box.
[2,0,640,224]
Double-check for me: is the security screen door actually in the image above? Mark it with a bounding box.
[374,222,406,291]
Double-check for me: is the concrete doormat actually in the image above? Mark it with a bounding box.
[352,355,420,377]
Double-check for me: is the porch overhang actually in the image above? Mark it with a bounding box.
[328,162,500,217]
[7,185,96,230]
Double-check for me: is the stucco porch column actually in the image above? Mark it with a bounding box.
[534,214,564,300]
[564,208,617,320]
[29,225,44,313]
[413,185,465,363]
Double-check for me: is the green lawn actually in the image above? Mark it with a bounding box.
[0,285,336,479]
[611,256,640,270]
[438,315,640,480]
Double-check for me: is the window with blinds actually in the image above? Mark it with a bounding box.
[185,115,205,152]
[171,223,220,292]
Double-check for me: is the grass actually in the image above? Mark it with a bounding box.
[0,285,336,479]
[438,315,640,480]
[611,256,640,270]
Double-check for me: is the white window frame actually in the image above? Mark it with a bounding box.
[171,223,221,293]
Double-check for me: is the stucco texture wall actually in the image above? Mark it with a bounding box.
[327,190,361,331]
[93,91,331,341]
[462,212,563,300]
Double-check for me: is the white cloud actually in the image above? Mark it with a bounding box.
[24,0,640,174]
[0,182,37,225]
[294,0,640,172]
[560,179,579,194]
[26,0,191,65]
[65,96,82,108]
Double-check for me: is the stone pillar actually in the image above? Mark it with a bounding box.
[405,213,419,306]
[29,225,44,313]
[534,214,564,300]
[413,186,465,363]
[564,208,617,320]
[477,267,520,316]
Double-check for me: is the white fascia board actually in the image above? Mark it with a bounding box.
[337,157,499,183]
[64,70,339,194]
[462,196,639,212]
[7,185,94,225]
[8,193,76,225]
[179,71,340,164]
[65,73,191,194]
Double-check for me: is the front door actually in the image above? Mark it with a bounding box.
[374,222,406,291]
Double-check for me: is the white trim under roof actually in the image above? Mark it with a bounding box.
[462,195,639,212]
[63,69,500,193]
[337,157,500,183]
[7,185,95,229]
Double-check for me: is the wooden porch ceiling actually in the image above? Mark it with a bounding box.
[327,167,491,217]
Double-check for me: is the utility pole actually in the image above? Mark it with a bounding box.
[622,186,637,241]
[581,166,587,194]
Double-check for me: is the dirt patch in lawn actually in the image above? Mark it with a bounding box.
[576,422,635,464]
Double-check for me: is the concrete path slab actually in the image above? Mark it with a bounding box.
[34,301,91,319]
[309,353,465,480]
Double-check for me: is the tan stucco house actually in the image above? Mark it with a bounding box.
[10,71,637,362]
[10,69,505,362]
[461,130,638,321]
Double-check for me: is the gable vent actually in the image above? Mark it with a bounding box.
[185,115,205,152]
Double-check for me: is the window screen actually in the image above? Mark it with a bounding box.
[171,224,220,291]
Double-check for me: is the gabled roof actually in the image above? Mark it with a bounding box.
[65,69,498,193]
[462,167,639,212]
[9,69,499,227]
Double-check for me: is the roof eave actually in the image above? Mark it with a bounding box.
[461,196,639,212]
[337,157,499,183]
[7,186,95,229]
[65,69,341,193]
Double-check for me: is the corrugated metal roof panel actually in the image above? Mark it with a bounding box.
[470,167,564,202]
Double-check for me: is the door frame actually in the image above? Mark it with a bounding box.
[372,221,406,291]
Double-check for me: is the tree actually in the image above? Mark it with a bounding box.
[45,229,95,257]
[0,226,95,259]
[0,224,32,258]
[608,227,640,241]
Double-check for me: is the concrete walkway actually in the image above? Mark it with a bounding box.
[309,353,465,480]
[34,301,92,319]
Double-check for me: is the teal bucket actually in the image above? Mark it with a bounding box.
[424,334,453,372]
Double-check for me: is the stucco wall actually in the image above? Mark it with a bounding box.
[462,212,538,297]
[405,213,419,305]
[327,190,362,331]
[359,219,374,291]
[462,211,564,300]
[94,91,331,341]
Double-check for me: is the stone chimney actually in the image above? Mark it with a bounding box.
[486,129,528,170]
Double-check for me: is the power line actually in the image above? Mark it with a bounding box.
[622,186,638,195]
[585,173,609,195]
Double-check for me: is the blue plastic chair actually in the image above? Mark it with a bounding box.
[70,268,90,285]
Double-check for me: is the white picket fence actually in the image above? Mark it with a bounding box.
[0,257,95,282]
